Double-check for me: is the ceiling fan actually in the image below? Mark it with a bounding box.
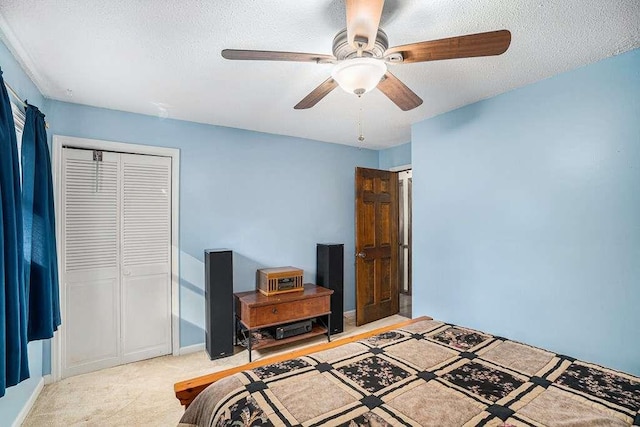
[222,0,511,111]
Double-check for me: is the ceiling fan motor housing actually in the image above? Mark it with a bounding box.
[332,28,389,60]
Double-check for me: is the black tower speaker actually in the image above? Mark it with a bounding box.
[204,249,234,360]
[316,243,344,334]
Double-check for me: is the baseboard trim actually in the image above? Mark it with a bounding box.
[344,309,355,319]
[12,377,44,427]
[42,374,53,385]
[179,343,205,356]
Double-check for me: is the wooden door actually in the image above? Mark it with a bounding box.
[355,167,399,326]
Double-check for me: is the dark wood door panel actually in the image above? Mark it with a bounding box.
[355,167,399,326]
[378,257,392,302]
[358,259,375,307]
[359,201,376,249]
[378,203,392,246]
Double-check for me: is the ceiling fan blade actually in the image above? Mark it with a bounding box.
[294,78,339,109]
[222,49,335,63]
[377,72,423,111]
[385,29,511,63]
[346,0,385,50]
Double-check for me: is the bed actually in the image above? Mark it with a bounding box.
[174,316,640,426]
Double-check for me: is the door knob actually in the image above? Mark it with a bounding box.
[123,269,131,276]
[356,252,366,259]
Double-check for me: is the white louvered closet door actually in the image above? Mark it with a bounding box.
[120,153,171,363]
[62,148,121,378]
[61,148,171,378]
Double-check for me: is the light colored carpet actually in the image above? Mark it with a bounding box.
[23,314,408,426]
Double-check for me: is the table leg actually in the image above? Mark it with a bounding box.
[248,330,252,363]
[327,315,331,342]
[234,318,238,346]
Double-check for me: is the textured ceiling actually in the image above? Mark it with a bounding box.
[0,1,638,149]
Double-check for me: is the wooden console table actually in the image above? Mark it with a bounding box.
[234,284,333,362]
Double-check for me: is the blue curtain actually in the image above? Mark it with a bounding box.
[22,104,60,341]
[0,68,30,397]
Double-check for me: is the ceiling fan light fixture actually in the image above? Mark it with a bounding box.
[331,58,387,96]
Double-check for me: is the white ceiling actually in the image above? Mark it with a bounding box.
[0,1,638,149]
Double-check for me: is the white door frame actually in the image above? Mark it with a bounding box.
[389,164,411,172]
[51,135,180,382]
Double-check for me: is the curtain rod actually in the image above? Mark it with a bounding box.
[4,81,50,128]
[5,81,27,107]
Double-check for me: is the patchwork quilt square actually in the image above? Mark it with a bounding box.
[430,326,491,351]
[555,363,640,412]
[443,361,524,402]
[385,339,457,370]
[214,394,270,427]
[399,319,444,334]
[386,381,485,426]
[480,341,555,376]
[365,330,406,347]
[268,371,357,423]
[252,358,311,380]
[336,355,412,393]
[310,342,369,363]
[517,387,630,426]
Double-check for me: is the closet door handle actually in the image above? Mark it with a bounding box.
[123,269,131,276]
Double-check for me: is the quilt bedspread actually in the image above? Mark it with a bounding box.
[179,318,640,426]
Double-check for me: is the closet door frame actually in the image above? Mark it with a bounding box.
[51,135,180,383]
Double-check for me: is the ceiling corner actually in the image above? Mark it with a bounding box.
[0,11,52,96]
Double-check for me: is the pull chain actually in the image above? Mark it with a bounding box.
[357,96,365,143]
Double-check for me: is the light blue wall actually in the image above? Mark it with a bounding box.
[44,100,379,348]
[378,142,411,170]
[0,41,46,426]
[412,48,640,376]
